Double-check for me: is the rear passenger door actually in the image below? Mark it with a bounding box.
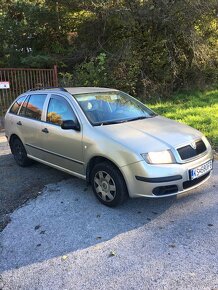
[40,94,84,176]
[16,93,47,159]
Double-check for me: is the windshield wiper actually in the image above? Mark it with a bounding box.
[94,115,157,126]
[126,116,147,122]
[126,114,158,122]
[95,120,127,126]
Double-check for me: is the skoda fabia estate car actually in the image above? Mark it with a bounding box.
[5,87,213,206]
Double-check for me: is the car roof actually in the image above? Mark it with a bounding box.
[26,87,118,95]
[65,87,118,95]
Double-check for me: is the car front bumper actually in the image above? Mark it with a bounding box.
[121,149,213,198]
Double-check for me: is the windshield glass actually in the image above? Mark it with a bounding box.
[74,91,157,126]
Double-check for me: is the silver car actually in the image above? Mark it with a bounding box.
[4,87,213,206]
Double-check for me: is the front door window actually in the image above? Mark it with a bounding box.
[47,96,77,126]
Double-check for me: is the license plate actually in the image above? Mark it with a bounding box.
[189,160,213,180]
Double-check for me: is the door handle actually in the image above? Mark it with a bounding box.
[42,128,49,134]
[17,121,22,126]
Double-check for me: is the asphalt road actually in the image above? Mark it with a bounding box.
[0,133,217,290]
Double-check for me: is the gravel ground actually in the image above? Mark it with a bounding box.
[0,156,217,289]
[0,132,69,230]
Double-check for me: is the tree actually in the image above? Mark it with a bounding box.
[0,0,217,97]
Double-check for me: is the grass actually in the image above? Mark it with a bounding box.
[147,89,218,149]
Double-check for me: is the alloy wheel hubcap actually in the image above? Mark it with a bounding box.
[94,171,116,202]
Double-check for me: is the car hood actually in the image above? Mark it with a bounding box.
[96,116,203,154]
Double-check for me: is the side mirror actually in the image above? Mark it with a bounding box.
[61,120,80,131]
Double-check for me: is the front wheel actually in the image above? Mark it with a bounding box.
[90,162,128,207]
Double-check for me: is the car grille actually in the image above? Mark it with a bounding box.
[177,139,207,160]
[183,172,210,189]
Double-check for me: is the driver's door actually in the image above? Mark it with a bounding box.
[40,94,84,176]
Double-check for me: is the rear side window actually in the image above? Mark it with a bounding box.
[20,94,47,120]
[9,96,26,115]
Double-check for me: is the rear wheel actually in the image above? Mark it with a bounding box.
[11,138,33,167]
[90,162,128,207]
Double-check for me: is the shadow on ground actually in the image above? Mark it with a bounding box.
[0,152,70,230]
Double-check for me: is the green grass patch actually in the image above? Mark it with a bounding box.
[148,89,218,148]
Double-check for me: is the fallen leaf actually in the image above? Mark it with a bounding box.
[34,225,41,230]
[94,245,102,250]
[169,244,176,248]
[62,255,68,261]
[188,272,196,277]
[109,250,116,257]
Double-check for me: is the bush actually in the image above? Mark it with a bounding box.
[60,53,108,87]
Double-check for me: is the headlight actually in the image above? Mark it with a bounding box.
[141,150,175,164]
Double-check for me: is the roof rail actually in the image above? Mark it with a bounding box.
[27,87,67,92]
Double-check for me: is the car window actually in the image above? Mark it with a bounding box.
[46,96,77,126]
[19,94,47,120]
[9,96,26,115]
[19,96,29,116]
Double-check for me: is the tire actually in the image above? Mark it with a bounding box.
[11,138,33,167]
[90,162,128,207]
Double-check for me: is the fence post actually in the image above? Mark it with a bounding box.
[53,65,58,87]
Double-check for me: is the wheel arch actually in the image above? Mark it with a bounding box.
[86,156,128,193]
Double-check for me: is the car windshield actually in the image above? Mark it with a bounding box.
[74,91,157,126]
